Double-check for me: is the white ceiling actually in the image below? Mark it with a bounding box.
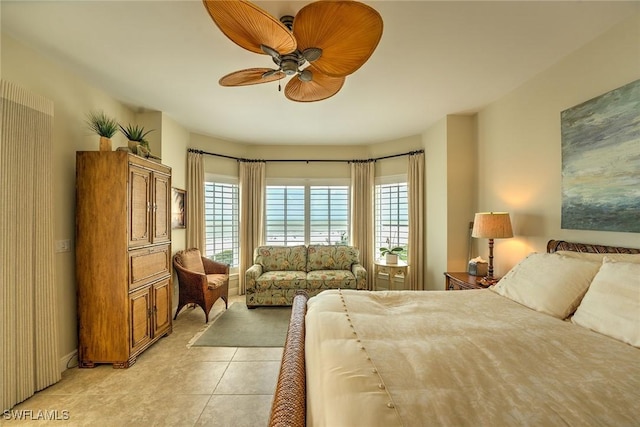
[2,1,637,145]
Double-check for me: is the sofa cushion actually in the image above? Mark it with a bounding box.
[255,245,307,272]
[180,248,205,274]
[307,270,357,290]
[307,245,360,271]
[256,271,307,290]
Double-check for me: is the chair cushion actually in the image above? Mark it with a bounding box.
[181,248,205,274]
[207,274,227,290]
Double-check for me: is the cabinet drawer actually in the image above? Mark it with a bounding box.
[129,245,170,290]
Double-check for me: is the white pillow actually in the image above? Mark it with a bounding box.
[556,250,640,264]
[572,258,640,348]
[490,253,602,319]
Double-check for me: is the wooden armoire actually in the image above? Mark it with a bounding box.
[76,151,172,368]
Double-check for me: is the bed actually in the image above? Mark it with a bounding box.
[269,240,640,426]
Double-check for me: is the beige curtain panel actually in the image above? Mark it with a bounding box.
[239,162,265,294]
[408,152,426,290]
[1,80,60,411]
[186,151,205,251]
[350,161,375,290]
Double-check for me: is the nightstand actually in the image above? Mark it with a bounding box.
[444,272,493,290]
[374,259,408,290]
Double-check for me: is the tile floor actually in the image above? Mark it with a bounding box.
[3,295,282,426]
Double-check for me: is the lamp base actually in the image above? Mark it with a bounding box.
[478,276,499,287]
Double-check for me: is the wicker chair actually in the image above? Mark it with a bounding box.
[173,248,229,323]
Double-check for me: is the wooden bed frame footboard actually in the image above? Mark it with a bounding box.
[269,291,309,427]
[269,240,639,426]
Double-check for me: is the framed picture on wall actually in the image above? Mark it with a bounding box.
[172,188,186,229]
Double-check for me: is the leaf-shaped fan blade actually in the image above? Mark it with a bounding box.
[285,71,345,102]
[219,68,285,86]
[293,1,383,77]
[202,0,296,55]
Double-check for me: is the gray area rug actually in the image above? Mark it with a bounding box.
[191,303,292,347]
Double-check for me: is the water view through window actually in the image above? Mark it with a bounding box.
[266,185,349,245]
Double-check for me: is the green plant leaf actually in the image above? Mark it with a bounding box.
[86,110,118,138]
[119,123,154,142]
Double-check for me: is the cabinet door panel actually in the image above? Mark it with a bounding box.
[128,245,171,290]
[129,287,152,353]
[153,278,172,337]
[129,165,151,247]
[153,173,171,243]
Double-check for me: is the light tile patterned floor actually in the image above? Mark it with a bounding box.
[3,295,282,426]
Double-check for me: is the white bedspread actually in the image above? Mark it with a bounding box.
[305,289,640,426]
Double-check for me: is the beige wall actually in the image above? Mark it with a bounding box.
[475,13,640,277]
[425,118,448,289]
[159,113,190,254]
[189,133,423,180]
[424,115,476,290]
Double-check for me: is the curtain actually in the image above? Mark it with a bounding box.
[239,161,265,294]
[186,151,205,250]
[350,161,375,290]
[408,152,426,290]
[1,80,60,411]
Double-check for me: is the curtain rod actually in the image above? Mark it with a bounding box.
[187,148,424,163]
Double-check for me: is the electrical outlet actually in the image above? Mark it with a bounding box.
[55,239,71,253]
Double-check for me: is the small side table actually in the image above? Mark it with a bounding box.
[444,272,493,290]
[374,259,409,290]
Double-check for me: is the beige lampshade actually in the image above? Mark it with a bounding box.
[472,212,513,239]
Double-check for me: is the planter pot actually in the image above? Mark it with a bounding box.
[128,140,139,151]
[99,137,112,151]
[385,253,398,264]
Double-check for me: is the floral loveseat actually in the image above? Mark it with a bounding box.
[245,245,367,307]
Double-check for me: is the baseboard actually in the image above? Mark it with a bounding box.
[60,349,78,373]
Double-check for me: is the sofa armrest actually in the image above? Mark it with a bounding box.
[245,264,264,290]
[352,264,367,290]
[202,257,230,275]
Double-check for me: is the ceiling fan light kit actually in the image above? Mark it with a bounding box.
[202,0,383,102]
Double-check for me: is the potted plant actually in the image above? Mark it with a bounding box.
[119,123,154,156]
[86,110,118,151]
[380,246,403,264]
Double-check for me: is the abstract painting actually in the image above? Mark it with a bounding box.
[561,79,640,233]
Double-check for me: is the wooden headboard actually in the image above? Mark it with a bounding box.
[547,240,640,254]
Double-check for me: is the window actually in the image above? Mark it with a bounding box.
[310,186,349,245]
[265,184,349,246]
[265,186,305,245]
[204,179,239,267]
[375,182,408,259]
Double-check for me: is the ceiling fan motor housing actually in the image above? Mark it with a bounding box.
[280,15,294,31]
[281,60,298,75]
[278,53,306,75]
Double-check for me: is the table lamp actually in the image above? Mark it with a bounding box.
[472,212,513,286]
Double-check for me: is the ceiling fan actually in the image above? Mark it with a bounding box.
[202,0,383,102]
